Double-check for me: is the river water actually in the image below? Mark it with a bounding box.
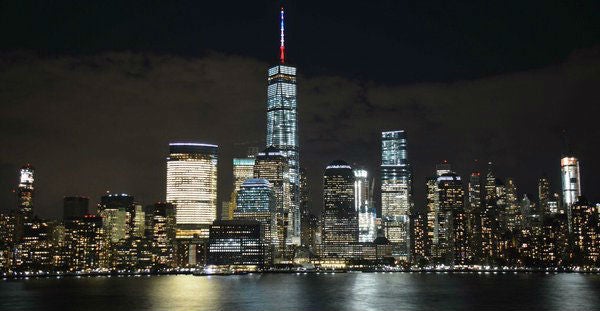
[1,273,599,310]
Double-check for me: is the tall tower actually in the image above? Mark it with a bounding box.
[166,142,218,239]
[354,168,376,243]
[561,156,581,231]
[437,172,468,265]
[538,176,551,214]
[380,130,412,260]
[15,164,35,243]
[322,161,357,246]
[266,5,300,245]
[253,147,291,254]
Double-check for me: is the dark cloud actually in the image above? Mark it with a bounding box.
[0,48,599,218]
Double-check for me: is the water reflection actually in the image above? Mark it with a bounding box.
[1,273,600,311]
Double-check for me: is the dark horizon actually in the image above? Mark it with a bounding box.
[1,1,600,219]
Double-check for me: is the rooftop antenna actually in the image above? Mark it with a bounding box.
[279,5,285,64]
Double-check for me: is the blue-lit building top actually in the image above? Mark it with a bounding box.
[236,179,276,214]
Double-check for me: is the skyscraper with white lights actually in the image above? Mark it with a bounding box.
[561,156,581,232]
[380,130,412,260]
[166,142,218,239]
[266,6,300,245]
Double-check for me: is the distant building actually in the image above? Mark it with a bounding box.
[504,178,521,231]
[436,172,468,265]
[16,164,35,243]
[538,176,551,214]
[151,202,177,267]
[380,130,412,260]
[571,197,599,264]
[207,220,264,271]
[411,212,429,263]
[234,178,277,262]
[166,142,218,239]
[233,157,257,192]
[467,171,483,263]
[98,193,133,243]
[560,156,581,232]
[229,155,256,218]
[322,161,358,252]
[64,215,105,271]
[254,146,292,251]
[299,168,313,247]
[354,168,376,243]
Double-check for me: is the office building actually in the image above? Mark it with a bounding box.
[560,156,581,231]
[354,168,376,243]
[322,161,357,248]
[166,142,218,239]
[206,220,264,271]
[234,178,277,261]
[254,147,291,250]
[380,130,412,260]
[151,202,177,267]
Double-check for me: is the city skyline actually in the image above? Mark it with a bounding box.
[2,3,600,310]
[1,1,600,220]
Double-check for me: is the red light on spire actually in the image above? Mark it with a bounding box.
[280,5,285,63]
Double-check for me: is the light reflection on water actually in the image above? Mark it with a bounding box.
[1,273,599,311]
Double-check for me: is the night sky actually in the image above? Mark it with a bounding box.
[1,1,600,218]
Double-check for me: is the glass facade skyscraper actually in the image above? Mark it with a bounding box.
[561,156,581,231]
[234,178,277,261]
[380,130,412,259]
[265,6,300,245]
[166,142,218,239]
[354,168,376,243]
[322,161,357,246]
[253,147,291,252]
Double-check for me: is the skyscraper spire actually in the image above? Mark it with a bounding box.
[279,5,285,64]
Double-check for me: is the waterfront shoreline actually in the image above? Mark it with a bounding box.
[4,268,600,280]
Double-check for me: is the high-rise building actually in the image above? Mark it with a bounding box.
[299,168,313,247]
[233,158,256,192]
[435,172,468,264]
[504,178,521,231]
[64,215,105,271]
[322,161,357,247]
[571,197,599,264]
[427,162,456,260]
[354,168,376,243]
[253,147,291,250]
[16,164,35,242]
[0,212,16,271]
[481,162,498,260]
[467,171,483,262]
[63,196,90,220]
[151,202,177,267]
[265,6,300,245]
[98,193,133,243]
[560,156,581,232]
[538,176,551,214]
[411,212,429,263]
[234,178,277,262]
[380,130,412,260]
[166,142,218,239]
